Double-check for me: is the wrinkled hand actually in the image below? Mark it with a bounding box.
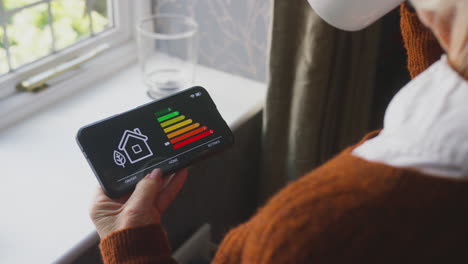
[90,168,188,238]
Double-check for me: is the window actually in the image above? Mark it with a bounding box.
[0,0,113,75]
[0,0,135,96]
[0,0,147,129]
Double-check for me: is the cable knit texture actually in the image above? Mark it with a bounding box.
[400,3,444,78]
[100,224,176,264]
[100,132,468,264]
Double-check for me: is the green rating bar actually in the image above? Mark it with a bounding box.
[157,111,180,122]
[154,108,172,117]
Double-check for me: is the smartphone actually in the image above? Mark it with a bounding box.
[76,86,234,198]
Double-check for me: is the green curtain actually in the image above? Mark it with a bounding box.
[259,0,382,202]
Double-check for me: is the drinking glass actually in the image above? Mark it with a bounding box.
[137,14,198,98]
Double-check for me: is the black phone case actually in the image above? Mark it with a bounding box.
[76,86,234,198]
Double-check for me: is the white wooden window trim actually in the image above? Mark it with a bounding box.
[0,0,152,130]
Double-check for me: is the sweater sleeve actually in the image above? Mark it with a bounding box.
[211,142,395,264]
[211,164,343,264]
[99,224,177,264]
[211,223,253,264]
[400,2,443,79]
[212,133,383,264]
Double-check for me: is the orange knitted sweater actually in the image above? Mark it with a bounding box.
[100,131,468,263]
[99,4,451,264]
[400,3,443,78]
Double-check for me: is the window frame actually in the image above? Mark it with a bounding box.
[0,0,132,95]
[0,0,152,130]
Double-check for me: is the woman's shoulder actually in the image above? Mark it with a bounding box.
[234,146,402,262]
[259,144,402,221]
[236,144,468,263]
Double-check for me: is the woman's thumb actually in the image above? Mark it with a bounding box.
[126,169,163,209]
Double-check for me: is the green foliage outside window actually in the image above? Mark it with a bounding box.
[0,0,109,74]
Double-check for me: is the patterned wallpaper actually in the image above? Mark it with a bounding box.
[153,0,271,82]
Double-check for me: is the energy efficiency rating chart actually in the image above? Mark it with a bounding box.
[155,108,215,149]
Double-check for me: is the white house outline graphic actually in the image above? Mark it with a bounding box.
[118,128,153,164]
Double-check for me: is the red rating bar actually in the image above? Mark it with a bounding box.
[170,126,208,144]
[172,130,214,149]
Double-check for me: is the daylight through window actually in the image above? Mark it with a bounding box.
[0,0,113,76]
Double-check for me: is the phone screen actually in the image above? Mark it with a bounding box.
[77,87,233,197]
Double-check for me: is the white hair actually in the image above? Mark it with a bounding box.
[410,0,468,73]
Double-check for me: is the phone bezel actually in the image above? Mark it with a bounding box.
[76,86,234,198]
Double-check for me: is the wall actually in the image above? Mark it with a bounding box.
[153,0,271,82]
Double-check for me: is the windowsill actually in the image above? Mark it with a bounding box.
[0,42,137,130]
[0,63,266,263]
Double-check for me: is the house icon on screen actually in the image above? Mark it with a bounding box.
[118,128,153,164]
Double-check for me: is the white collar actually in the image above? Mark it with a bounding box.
[353,56,468,178]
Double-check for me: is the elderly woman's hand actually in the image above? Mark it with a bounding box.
[90,168,188,238]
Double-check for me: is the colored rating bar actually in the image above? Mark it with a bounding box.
[166,123,200,139]
[157,111,180,122]
[170,126,208,144]
[154,107,172,117]
[160,115,185,128]
[163,119,192,133]
[173,130,215,149]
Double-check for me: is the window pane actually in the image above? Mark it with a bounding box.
[3,0,40,10]
[1,0,113,72]
[0,27,9,74]
[8,3,53,68]
[90,0,111,33]
[51,0,91,50]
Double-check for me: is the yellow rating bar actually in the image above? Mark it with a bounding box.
[167,123,200,139]
[164,119,193,133]
[160,115,185,128]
